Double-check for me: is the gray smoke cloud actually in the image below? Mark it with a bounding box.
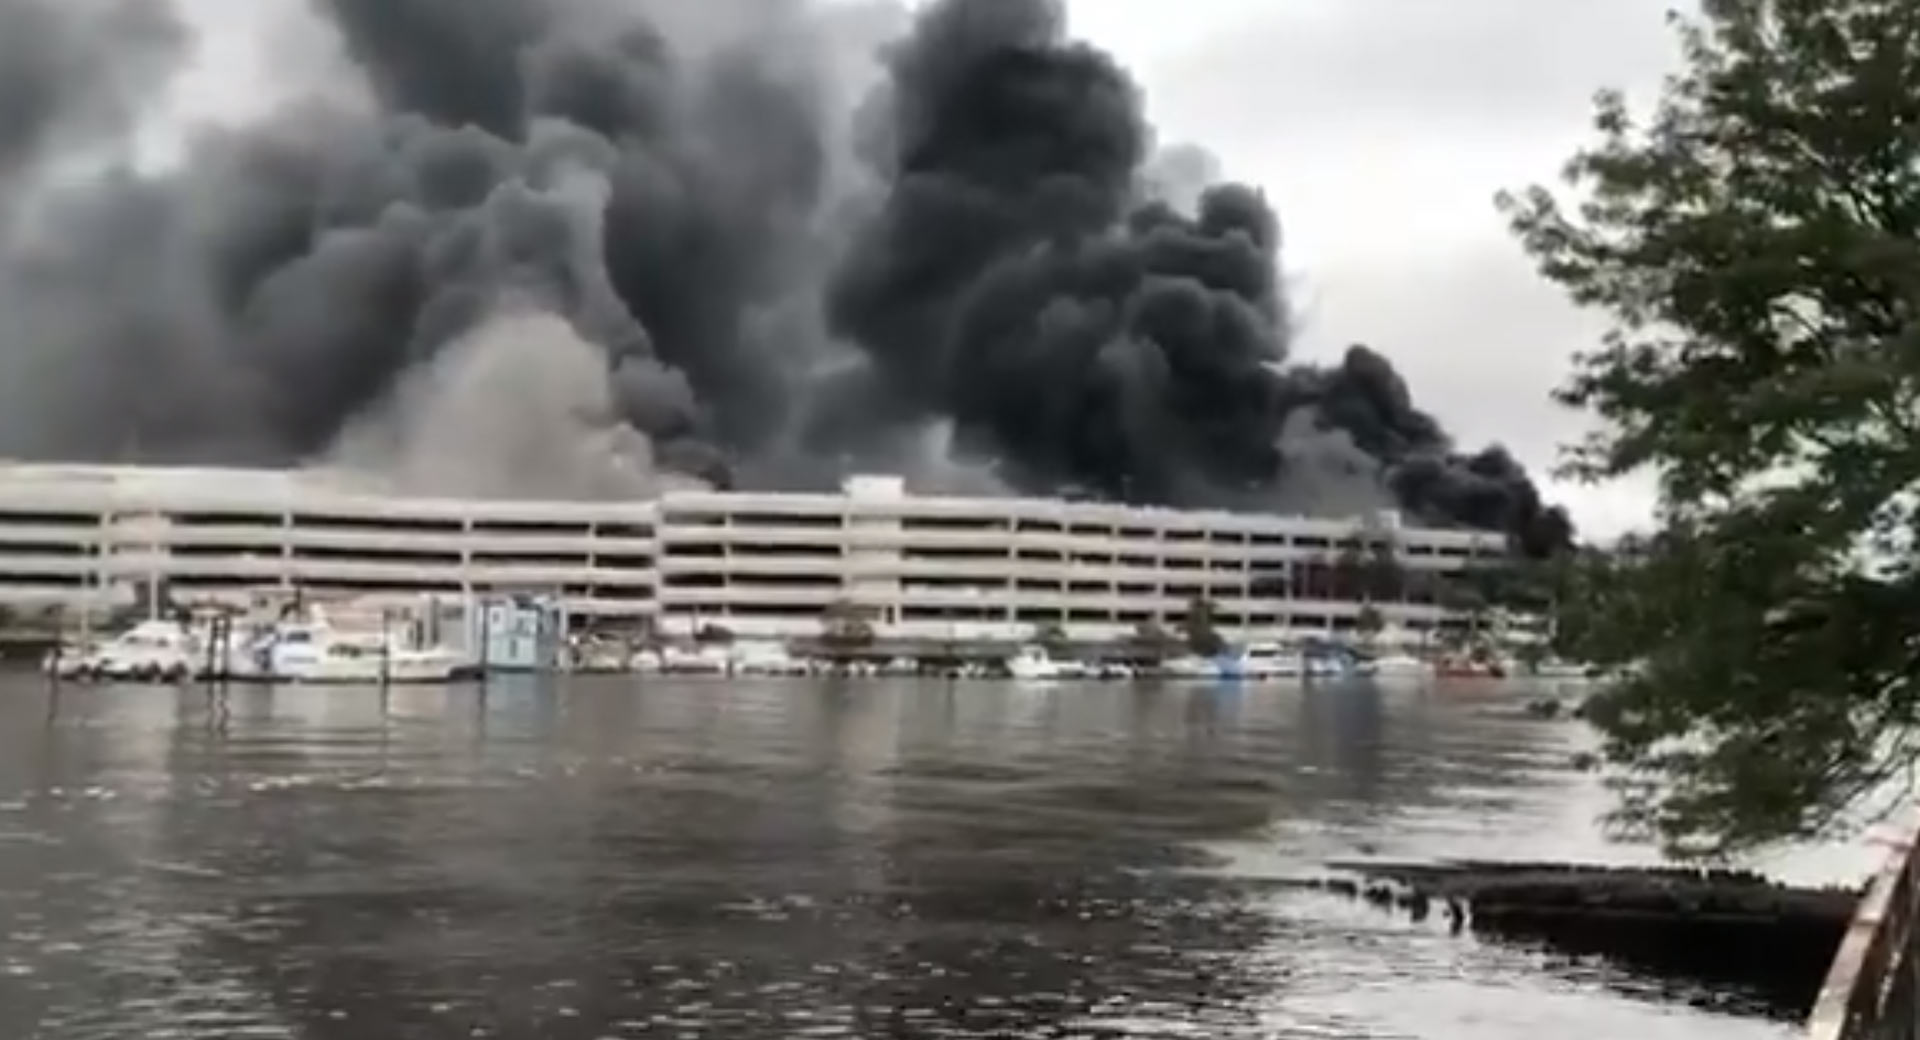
[323,301,701,500]
[0,0,1572,555]
[1269,407,1393,519]
[0,0,184,193]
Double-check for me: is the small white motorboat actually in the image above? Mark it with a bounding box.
[233,617,462,684]
[51,619,201,682]
[1240,642,1303,679]
[1006,645,1087,681]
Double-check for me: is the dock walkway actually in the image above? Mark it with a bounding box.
[1807,816,1920,1039]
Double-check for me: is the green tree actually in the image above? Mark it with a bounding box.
[1130,619,1179,661]
[1500,0,1920,854]
[1546,545,1636,663]
[1181,597,1227,657]
[1354,603,1386,643]
[1469,559,1555,615]
[1032,619,1071,653]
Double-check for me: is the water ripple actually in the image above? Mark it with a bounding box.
[0,678,1818,1039]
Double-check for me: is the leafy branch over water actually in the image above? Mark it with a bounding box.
[1500,0,1920,855]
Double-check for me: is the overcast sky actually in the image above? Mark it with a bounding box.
[160,0,1683,539]
[1061,0,1685,539]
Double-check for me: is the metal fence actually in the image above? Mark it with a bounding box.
[1808,826,1920,1040]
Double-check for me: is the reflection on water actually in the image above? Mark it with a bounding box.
[0,677,1813,1039]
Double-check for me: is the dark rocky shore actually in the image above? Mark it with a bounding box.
[1308,859,1859,1019]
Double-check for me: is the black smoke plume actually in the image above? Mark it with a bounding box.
[0,0,1571,555]
[823,0,1570,554]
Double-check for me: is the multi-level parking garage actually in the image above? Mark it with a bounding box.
[0,465,1508,643]
[0,464,658,622]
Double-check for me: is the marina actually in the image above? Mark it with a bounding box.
[30,590,1598,688]
[0,463,1600,691]
[40,591,551,685]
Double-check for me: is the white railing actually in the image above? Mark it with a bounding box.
[1808,823,1920,1040]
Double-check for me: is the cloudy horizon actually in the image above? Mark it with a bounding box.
[1061,0,1683,540]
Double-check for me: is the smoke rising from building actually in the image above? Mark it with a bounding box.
[0,0,1572,555]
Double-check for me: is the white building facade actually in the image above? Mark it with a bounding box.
[0,465,1508,645]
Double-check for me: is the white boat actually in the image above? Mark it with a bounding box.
[1006,645,1085,681]
[235,617,463,684]
[52,619,202,682]
[1158,654,1218,680]
[1365,652,1434,681]
[731,641,808,676]
[657,645,731,675]
[1302,652,1355,679]
[1240,642,1303,679]
[567,637,635,673]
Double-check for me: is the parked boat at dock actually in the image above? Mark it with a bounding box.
[1436,653,1507,679]
[649,644,732,675]
[1006,645,1089,681]
[229,614,463,684]
[1158,653,1219,680]
[48,594,472,685]
[1239,642,1303,679]
[730,641,810,677]
[49,620,200,682]
[1303,653,1351,680]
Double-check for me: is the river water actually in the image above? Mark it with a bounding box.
[0,675,1855,1039]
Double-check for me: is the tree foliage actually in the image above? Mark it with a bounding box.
[1500,0,1920,855]
[1354,603,1386,640]
[1181,597,1227,657]
[1468,559,1557,615]
[1033,620,1070,652]
[1544,546,1630,661]
[1130,619,1179,660]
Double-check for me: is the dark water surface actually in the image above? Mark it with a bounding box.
[0,676,1826,1039]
